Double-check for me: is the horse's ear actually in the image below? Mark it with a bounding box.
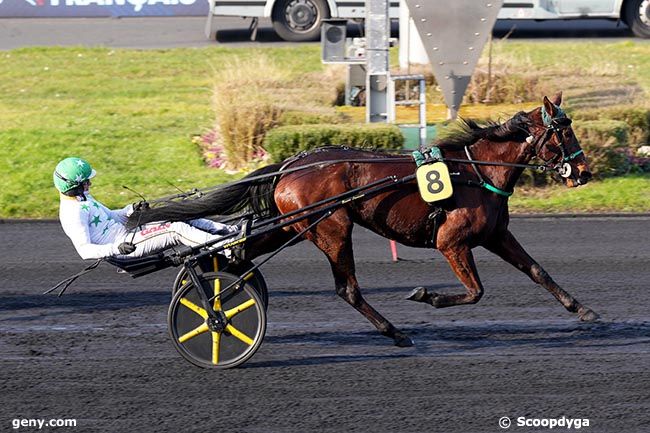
[543,96,558,117]
[551,91,563,106]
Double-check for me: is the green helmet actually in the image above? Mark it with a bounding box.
[53,157,97,194]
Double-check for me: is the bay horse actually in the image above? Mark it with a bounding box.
[130,93,598,347]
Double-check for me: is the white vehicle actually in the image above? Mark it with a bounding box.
[206,0,650,41]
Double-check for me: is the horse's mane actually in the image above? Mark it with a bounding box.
[433,111,532,151]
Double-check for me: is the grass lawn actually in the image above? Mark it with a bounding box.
[0,46,321,218]
[0,43,649,218]
[510,174,650,213]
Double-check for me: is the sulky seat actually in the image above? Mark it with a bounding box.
[105,245,193,278]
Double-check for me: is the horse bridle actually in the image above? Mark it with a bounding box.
[529,105,584,178]
[456,105,585,196]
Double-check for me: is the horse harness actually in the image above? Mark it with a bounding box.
[531,104,584,178]
[439,103,583,198]
[418,104,583,246]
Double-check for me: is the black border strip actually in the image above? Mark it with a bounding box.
[502,3,534,8]
[215,1,266,7]
[339,2,401,7]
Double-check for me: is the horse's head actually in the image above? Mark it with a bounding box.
[529,93,592,187]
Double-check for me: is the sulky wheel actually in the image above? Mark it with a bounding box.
[168,272,266,369]
[171,255,269,309]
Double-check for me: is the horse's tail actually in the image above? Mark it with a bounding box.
[125,163,282,230]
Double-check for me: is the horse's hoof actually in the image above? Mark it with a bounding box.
[579,308,600,322]
[393,332,414,347]
[406,287,428,303]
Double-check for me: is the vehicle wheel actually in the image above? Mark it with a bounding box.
[227,261,269,309]
[168,272,266,369]
[625,0,650,38]
[272,0,330,42]
[171,255,269,309]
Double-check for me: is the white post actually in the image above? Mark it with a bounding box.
[398,0,429,70]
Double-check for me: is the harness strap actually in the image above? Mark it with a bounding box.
[564,149,584,162]
[428,208,445,248]
[481,182,513,197]
[464,146,513,197]
[44,259,103,297]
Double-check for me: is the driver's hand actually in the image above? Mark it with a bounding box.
[132,201,149,211]
[118,242,136,255]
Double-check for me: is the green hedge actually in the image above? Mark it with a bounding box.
[263,123,404,162]
[518,118,633,186]
[277,110,343,126]
[574,119,630,178]
[572,106,650,148]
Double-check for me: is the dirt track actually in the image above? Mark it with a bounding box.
[0,217,649,433]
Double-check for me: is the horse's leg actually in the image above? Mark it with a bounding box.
[306,212,413,347]
[483,230,598,321]
[407,246,485,308]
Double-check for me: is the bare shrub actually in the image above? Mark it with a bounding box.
[211,57,286,170]
[466,65,547,104]
[210,59,345,170]
[392,64,545,106]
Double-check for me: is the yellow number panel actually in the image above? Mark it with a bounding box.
[416,162,454,203]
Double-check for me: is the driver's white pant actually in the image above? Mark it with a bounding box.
[121,220,234,257]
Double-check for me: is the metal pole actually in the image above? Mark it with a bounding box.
[366,0,390,123]
[419,78,426,148]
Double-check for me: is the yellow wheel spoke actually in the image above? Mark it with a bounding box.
[226,324,253,345]
[212,331,221,365]
[225,299,256,319]
[179,297,208,319]
[178,322,209,343]
[213,275,222,311]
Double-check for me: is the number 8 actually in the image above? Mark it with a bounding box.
[426,170,444,194]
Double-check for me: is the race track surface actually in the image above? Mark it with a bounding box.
[0,217,648,432]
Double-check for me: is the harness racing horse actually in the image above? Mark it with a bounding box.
[131,93,598,347]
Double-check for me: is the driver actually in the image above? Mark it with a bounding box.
[54,157,237,260]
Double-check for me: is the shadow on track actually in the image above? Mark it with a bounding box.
[0,291,170,319]
[216,28,285,43]
[269,283,462,298]
[492,20,633,39]
[253,321,650,367]
[244,353,412,369]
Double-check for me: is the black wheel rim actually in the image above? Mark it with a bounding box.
[285,0,319,33]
